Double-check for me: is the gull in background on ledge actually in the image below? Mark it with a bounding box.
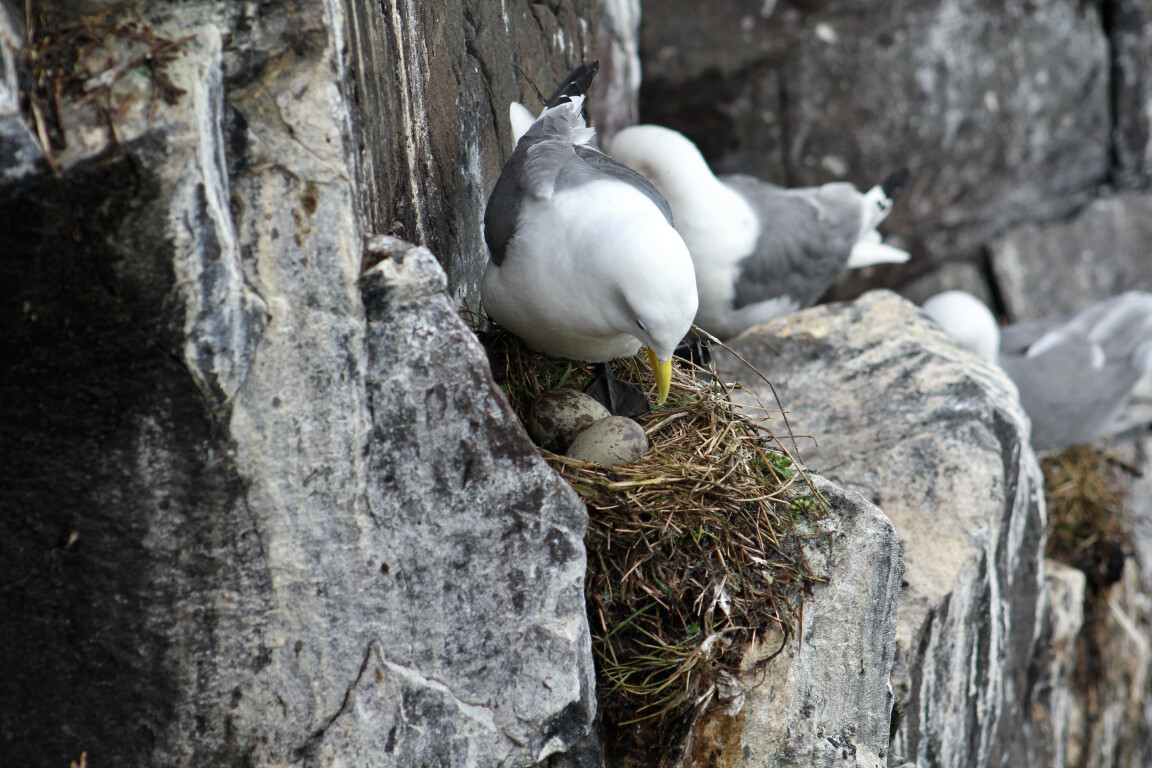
[923,289,1152,450]
[605,124,909,340]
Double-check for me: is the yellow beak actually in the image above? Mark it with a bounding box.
[647,348,672,405]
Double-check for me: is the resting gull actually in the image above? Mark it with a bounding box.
[923,290,1152,450]
[605,124,909,340]
[483,63,698,407]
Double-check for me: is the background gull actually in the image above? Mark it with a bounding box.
[606,124,909,340]
[482,63,698,409]
[923,290,1152,450]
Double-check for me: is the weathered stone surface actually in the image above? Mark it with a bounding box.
[0,3,40,184]
[639,0,1111,268]
[897,260,996,310]
[1057,437,1152,768]
[1027,559,1087,768]
[714,291,1050,768]
[1,4,594,766]
[1064,558,1152,768]
[338,237,595,766]
[591,0,640,144]
[343,0,597,309]
[683,475,903,768]
[989,193,1152,322]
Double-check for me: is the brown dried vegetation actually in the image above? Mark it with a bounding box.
[485,327,830,762]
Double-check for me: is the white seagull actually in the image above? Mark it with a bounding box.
[482,63,698,406]
[923,290,1152,450]
[604,124,909,340]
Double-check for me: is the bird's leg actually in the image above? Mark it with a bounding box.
[585,362,651,418]
[674,336,713,369]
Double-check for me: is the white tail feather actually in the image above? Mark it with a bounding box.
[509,102,537,148]
[847,239,909,268]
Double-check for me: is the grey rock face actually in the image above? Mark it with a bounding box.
[989,193,1152,322]
[591,0,641,144]
[1,4,593,766]
[0,3,41,183]
[639,0,1111,266]
[714,291,1050,768]
[1062,558,1152,768]
[1028,560,1086,768]
[897,260,996,310]
[683,475,903,768]
[1058,438,1152,768]
[343,0,597,310]
[332,237,595,767]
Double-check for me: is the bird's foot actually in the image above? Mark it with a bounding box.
[585,363,651,418]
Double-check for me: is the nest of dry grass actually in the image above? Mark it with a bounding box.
[483,326,830,760]
[1043,445,1130,590]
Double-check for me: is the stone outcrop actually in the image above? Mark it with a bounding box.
[1057,439,1152,768]
[9,0,1152,766]
[714,291,1051,768]
[1029,560,1087,768]
[343,0,598,309]
[989,193,1152,321]
[1107,0,1152,189]
[684,475,903,768]
[0,3,594,765]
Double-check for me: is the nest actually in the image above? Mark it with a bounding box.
[484,326,830,762]
[1043,445,1131,590]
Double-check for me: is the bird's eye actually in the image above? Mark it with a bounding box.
[636,319,647,332]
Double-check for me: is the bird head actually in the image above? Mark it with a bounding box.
[613,225,699,404]
[922,291,1001,363]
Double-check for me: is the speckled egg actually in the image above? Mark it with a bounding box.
[526,388,612,452]
[565,416,650,465]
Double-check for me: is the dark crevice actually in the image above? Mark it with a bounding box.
[775,67,794,187]
[1099,0,1123,187]
[1098,0,1152,190]
[978,246,1009,320]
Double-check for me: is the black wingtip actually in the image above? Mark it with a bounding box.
[543,61,600,108]
[882,167,911,200]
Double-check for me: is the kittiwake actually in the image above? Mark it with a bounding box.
[606,124,909,340]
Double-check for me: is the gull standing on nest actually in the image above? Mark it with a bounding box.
[923,290,1152,450]
[605,124,909,340]
[483,63,698,409]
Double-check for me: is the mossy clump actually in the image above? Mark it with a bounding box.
[1042,444,1129,589]
[482,326,830,763]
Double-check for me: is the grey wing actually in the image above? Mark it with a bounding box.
[723,175,862,311]
[1000,332,1136,448]
[1005,292,1152,368]
[484,138,584,265]
[1078,292,1152,370]
[999,295,1152,448]
[569,144,674,224]
[484,148,529,266]
[998,318,1060,356]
